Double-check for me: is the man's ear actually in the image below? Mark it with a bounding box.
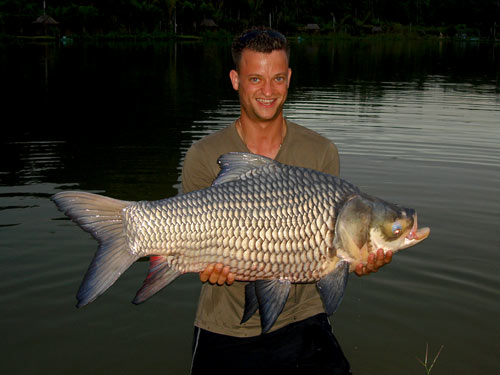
[229,69,239,91]
[287,68,292,88]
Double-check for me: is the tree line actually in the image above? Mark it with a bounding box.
[1,0,499,38]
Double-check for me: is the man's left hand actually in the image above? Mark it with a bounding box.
[354,249,392,276]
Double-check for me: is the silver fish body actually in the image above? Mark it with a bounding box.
[52,152,430,333]
[125,158,357,282]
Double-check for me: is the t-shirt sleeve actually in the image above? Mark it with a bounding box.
[320,141,340,176]
[181,143,215,193]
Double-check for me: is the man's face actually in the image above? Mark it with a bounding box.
[230,49,292,123]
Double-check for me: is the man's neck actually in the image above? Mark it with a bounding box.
[236,115,286,159]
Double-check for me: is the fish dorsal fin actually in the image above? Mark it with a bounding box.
[213,152,276,186]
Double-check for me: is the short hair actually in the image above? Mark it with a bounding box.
[231,27,290,70]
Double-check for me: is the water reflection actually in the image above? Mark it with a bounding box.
[1,39,499,374]
[291,39,499,90]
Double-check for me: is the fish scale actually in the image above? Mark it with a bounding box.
[52,152,430,333]
[123,164,349,282]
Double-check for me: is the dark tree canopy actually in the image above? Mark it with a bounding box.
[1,0,498,38]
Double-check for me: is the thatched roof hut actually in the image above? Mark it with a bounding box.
[305,24,320,32]
[33,15,59,25]
[200,18,218,28]
[32,14,59,36]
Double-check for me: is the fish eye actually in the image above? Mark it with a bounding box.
[392,222,402,236]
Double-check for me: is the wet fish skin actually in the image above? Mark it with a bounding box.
[52,152,430,333]
[123,158,357,282]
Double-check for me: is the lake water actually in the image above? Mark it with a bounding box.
[1,38,499,374]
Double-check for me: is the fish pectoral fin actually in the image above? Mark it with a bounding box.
[340,228,367,263]
[132,256,181,304]
[241,282,259,324]
[254,279,291,334]
[317,260,349,315]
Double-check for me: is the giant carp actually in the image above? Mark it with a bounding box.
[52,152,430,333]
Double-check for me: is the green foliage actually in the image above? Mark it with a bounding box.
[0,0,498,38]
[417,343,444,374]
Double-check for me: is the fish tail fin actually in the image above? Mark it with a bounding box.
[52,191,138,307]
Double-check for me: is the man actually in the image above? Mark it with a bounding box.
[182,27,391,374]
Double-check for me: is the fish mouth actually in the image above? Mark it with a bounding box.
[402,214,430,249]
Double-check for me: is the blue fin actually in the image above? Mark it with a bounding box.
[255,279,291,334]
[133,256,181,304]
[241,282,259,324]
[213,152,276,185]
[51,191,138,307]
[317,260,349,315]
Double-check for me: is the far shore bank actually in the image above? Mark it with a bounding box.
[2,30,499,45]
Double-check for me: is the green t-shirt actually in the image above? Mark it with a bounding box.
[181,119,340,337]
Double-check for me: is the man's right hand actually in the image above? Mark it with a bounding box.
[199,263,235,285]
